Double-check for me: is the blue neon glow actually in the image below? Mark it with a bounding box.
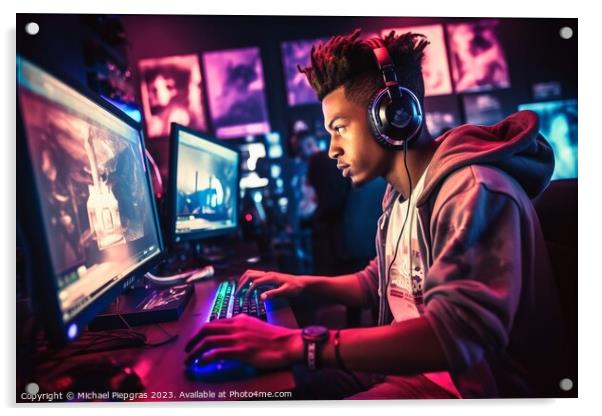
[67,323,78,339]
[518,99,577,179]
[270,165,282,178]
[101,95,142,123]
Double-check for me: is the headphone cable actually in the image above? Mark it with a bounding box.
[385,140,413,296]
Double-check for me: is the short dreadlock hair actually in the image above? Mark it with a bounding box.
[298,28,429,106]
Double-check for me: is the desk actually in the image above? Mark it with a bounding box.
[25,256,299,402]
[132,273,298,401]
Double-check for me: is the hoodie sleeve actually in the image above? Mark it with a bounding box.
[355,257,379,309]
[422,181,523,374]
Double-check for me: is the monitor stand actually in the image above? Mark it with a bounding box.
[88,237,232,331]
[88,283,194,331]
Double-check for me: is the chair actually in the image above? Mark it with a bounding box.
[532,178,578,395]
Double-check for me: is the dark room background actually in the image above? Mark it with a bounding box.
[16,13,578,276]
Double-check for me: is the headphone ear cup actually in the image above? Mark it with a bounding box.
[368,86,423,150]
[368,88,398,150]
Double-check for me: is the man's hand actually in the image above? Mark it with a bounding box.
[184,314,303,369]
[236,269,306,300]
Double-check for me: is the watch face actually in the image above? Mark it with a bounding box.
[303,325,328,342]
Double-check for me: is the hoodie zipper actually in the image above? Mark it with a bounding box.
[417,211,431,268]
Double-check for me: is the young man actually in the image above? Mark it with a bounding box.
[185,29,563,399]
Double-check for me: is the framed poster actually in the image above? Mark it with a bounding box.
[447,19,511,93]
[203,47,271,138]
[138,54,206,138]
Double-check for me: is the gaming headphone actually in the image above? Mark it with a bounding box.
[365,37,424,150]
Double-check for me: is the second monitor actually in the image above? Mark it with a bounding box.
[168,124,240,244]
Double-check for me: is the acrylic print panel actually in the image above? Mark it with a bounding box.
[447,19,511,93]
[381,24,452,96]
[519,99,578,179]
[138,54,207,138]
[203,47,271,139]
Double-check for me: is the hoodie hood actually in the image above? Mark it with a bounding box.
[381,111,555,210]
[417,110,555,206]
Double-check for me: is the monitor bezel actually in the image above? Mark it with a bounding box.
[16,55,165,346]
[168,123,241,244]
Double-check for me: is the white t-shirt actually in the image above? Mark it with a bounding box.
[384,167,462,398]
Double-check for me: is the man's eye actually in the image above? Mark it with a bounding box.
[334,126,346,134]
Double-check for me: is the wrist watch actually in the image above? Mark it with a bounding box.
[302,325,329,371]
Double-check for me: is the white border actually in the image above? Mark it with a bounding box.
[4,1,598,415]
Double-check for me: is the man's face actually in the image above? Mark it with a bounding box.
[323,86,390,187]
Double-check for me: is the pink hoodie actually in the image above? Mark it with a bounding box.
[356,110,566,397]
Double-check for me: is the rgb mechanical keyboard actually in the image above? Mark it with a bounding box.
[207,280,269,322]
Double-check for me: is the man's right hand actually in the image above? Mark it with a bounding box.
[236,269,306,300]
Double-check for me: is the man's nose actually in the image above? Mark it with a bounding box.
[328,135,340,160]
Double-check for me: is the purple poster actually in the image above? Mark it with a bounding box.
[447,20,511,93]
[281,39,326,106]
[203,47,271,139]
[138,54,206,138]
[381,25,452,96]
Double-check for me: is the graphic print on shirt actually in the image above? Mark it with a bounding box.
[388,230,425,318]
[385,169,428,323]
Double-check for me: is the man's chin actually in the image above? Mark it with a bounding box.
[349,174,368,189]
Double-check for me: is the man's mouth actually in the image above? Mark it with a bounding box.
[337,163,351,178]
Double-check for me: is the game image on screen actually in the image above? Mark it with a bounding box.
[447,19,511,93]
[463,93,505,126]
[203,47,270,139]
[175,130,239,236]
[519,99,578,179]
[138,54,207,138]
[381,25,452,96]
[17,57,162,323]
[281,38,327,106]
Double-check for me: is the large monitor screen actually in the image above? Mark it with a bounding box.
[171,126,240,241]
[17,57,163,330]
[518,99,578,180]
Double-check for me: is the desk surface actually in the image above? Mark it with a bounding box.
[27,254,299,402]
[132,273,297,401]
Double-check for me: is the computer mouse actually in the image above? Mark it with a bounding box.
[185,358,257,382]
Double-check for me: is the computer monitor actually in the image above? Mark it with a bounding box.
[16,56,164,344]
[168,124,240,243]
[518,99,578,180]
